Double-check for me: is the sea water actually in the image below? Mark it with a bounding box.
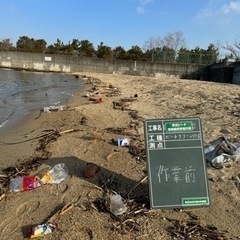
[0,68,84,132]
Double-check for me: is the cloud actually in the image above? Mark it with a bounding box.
[136,0,154,14]
[222,1,240,13]
[194,8,214,22]
[194,1,240,26]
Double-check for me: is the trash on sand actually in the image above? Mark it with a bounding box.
[235,147,240,161]
[117,138,130,147]
[29,202,73,238]
[29,223,56,239]
[109,194,127,215]
[43,105,64,113]
[97,97,103,103]
[204,136,240,168]
[9,176,42,192]
[84,92,94,98]
[210,154,235,169]
[41,163,68,184]
[84,162,100,178]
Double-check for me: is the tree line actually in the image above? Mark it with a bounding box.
[1,31,236,65]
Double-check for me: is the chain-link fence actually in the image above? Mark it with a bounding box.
[152,51,217,65]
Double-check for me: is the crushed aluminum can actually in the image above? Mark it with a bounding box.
[30,223,56,238]
[117,138,129,147]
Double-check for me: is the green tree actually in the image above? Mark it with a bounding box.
[16,36,46,53]
[53,38,64,53]
[96,42,112,58]
[142,49,154,61]
[71,39,81,55]
[188,47,202,64]
[45,44,56,54]
[176,47,190,63]
[0,38,15,51]
[16,36,34,52]
[201,43,218,64]
[62,41,74,55]
[126,45,143,60]
[32,39,47,53]
[152,46,175,63]
[79,40,95,57]
[112,46,126,59]
[45,38,64,54]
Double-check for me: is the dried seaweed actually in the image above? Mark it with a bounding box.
[35,130,60,152]
[166,218,227,240]
[128,140,146,162]
[104,127,127,135]
[112,98,137,110]
[80,116,87,125]
[128,110,143,120]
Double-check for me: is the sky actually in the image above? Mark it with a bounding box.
[0,0,240,52]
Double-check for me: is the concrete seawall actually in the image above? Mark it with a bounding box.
[0,51,209,79]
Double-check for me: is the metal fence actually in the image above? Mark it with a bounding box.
[152,51,217,65]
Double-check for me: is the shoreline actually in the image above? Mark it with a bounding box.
[0,72,240,239]
[0,74,92,169]
[0,69,85,135]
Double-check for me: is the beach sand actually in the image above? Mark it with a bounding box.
[0,72,240,239]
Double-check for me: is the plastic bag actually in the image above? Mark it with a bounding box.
[41,163,68,184]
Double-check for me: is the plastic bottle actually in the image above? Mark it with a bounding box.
[9,176,42,192]
[41,163,68,184]
[109,194,127,215]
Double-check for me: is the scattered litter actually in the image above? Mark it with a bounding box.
[115,138,130,147]
[29,202,73,238]
[9,163,69,192]
[84,162,100,178]
[84,92,94,98]
[109,194,127,215]
[9,176,42,192]
[204,136,240,168]
[97,97,103,103]
[29,223,57,239]
[210,154,235,169]
[43,105,64,113]
[41,163,68,184]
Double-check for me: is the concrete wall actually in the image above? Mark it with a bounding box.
[0,51,208,79]
[210,61,240,84]
[232,63,240,84]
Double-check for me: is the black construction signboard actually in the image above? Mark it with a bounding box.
[144,117,210,209]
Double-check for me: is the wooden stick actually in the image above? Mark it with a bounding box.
[0,174,8,178]
[0,194,5,201]
[48,203,74,223]
[59,129,75,134]
[127,176,148,199]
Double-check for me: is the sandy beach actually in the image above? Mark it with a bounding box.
[0,72,240,240]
